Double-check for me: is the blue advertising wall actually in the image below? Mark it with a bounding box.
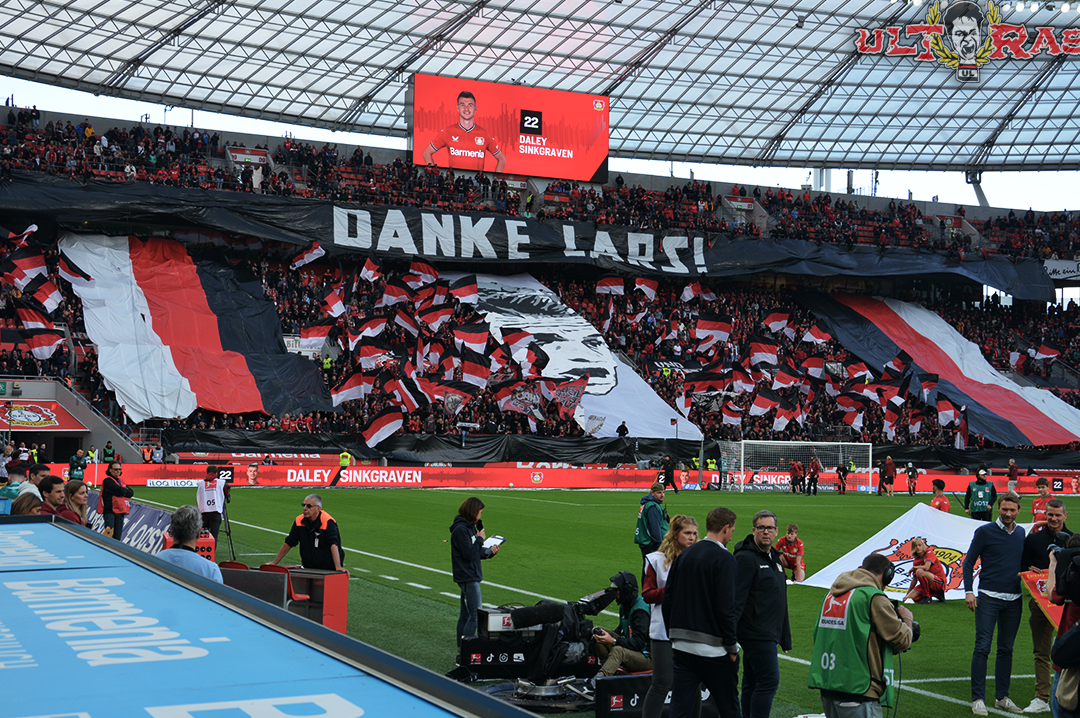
[0,519,528,718]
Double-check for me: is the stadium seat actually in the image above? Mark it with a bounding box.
[259,563,310,605]
[219,560,249,570]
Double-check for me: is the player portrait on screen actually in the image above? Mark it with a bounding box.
[422,91,506,173]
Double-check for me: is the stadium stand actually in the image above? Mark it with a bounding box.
[3,103,1080,452]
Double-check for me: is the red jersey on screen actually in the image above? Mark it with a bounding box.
[775,536,805,571]
[428,124,502,172]
[930,495,950,513]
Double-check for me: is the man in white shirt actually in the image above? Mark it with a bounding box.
[196,465,230,541]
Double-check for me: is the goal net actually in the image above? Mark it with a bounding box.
[714,440,873,492]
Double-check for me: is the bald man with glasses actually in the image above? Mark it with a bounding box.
[269,493,344,571]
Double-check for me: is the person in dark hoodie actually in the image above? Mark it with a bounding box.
[635,483,670,577]
[450,496,499,648]
[733,510,792,718]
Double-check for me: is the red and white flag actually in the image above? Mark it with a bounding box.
[501,327,534,356]
[749,388,783,416]
[25,275,62,314]
[680,282,701,302]
[763,309,790,334]
[377,277,414,308]
[802,324,832,345]
[331,369,367,406]
[748,335,779,366]
[320,286,345,317]
[291,242,325,269]
[453,321,490,353]
[635,277,658,301]
[722,402,743,426]
[409,258,439,286]
[300,318,335,349]
[395,309,420,337]
[360,257,381,283]
[58,252,95,288]
[0,247,48,291]
[15,299,54,330]
[22,328,64,360]
[418,304,454,331]
[596,275,625,295]
[362,406,403,448]
[357,317,387,339]
[449,275,478,304]
[460,348,492,388]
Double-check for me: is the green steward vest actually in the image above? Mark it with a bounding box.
[968,481,992,513]
[618,596,651,657]
[808,585,897,707]
[634,499,669,547]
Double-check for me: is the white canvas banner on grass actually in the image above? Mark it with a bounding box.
[803,503,1033,601]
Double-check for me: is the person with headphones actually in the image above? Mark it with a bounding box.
[809,553,913,718]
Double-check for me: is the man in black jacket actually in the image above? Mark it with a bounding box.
[1020,499,1071,713]
[733,510,792,718]
[663,506,740,718]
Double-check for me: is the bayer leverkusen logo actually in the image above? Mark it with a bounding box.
[856,0,1078,84]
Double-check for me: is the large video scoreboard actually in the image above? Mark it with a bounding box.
[409,73,609,183]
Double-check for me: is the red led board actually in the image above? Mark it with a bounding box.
[410,73,609,182]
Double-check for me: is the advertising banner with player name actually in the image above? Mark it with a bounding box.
[410,73,609,182]
[804,503,1037,600]
[49,463,674,489]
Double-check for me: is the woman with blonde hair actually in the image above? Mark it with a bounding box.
[63,479,89,526]
[641,515,700,718]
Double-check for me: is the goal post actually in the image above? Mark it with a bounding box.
[715,440,873,492]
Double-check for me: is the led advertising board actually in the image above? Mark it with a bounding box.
[410,73,609,183]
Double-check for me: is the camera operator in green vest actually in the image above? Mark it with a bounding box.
[809,553,913,718]
[965,469,997,522]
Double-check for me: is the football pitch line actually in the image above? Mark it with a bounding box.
[138,496,1010,713]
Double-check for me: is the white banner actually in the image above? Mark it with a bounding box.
[803,504,1032,601]
[1044,260,1080,280]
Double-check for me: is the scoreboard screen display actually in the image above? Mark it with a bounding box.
[410,73,609,183]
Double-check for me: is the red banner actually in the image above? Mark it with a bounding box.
[3,401,87,432]
[48,463,669,489]
[1021,569,1062,630]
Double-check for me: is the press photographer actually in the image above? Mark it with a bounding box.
[1047,534,1080,717]
[809,553,913,718]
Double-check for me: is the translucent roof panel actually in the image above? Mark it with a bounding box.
[2,0,1079,170]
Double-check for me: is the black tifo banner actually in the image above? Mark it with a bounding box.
[328,206,1051,302]
[0,176,1050,300]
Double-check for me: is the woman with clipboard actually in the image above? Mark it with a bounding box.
[450,496,501,648]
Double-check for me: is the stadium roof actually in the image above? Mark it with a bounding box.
[2,0,1079,172]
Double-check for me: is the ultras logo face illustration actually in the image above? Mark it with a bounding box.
[855,0,1080,83]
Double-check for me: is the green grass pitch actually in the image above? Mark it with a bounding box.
[140,485,1070,718]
